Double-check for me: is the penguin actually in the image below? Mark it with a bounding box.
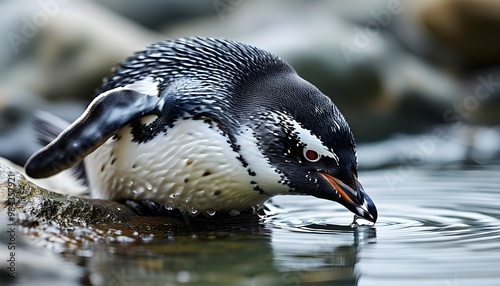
[24,37,377,222]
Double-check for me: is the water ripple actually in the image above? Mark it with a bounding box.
[264,166,500,284]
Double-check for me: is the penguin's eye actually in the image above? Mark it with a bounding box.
[303,148,320,162]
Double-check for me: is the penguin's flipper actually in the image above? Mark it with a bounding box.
[25,87,162,179]
[31,110,88,185]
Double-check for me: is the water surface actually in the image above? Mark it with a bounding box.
[10,165,500,286]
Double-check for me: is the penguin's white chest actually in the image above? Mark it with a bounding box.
[84,118,274,212]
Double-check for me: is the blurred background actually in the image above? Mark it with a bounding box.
[1,0,500,169]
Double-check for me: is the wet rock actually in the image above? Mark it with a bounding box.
[0,159,203,249]
[0,162,83,285]
[0,160,137,227]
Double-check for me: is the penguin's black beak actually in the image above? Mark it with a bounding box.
[319,172,378,223]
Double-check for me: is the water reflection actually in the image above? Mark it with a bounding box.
[269,221,376,285]
[67,209,372,286]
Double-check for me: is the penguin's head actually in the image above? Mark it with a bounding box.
[237,72,377,223]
